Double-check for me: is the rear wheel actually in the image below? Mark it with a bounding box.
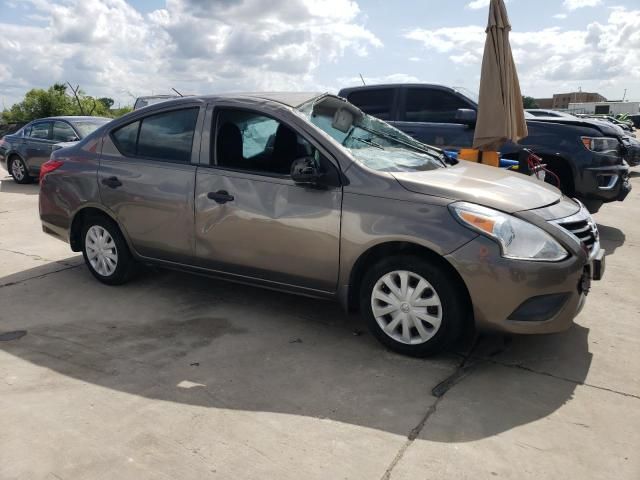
[360,255,467,357]
[9,157,33,184]
[81,216,134,285]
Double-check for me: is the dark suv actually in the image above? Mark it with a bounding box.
[338,84,633,213]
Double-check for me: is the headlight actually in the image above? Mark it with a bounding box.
[581,136,620,154]
[450,202,568,262]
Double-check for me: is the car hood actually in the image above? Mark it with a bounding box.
[391,161,563,213]
[528,117,621,138]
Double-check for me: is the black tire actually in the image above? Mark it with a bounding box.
[359,255,467,357]
[81,215,135,285]
[9,156,34,184]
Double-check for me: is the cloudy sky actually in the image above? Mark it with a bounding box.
[0,0,639,108]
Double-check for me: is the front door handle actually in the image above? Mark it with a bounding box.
[207,190,234,204]
[101,176,122,189]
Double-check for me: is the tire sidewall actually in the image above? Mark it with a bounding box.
[9,157,33,184]
[81,216,132,285]
[360,255,466,357]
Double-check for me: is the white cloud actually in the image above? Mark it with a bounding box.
[563,0,602,11]
[0,0,381,106]
[553,13,568,19]
[467,0,490,9]
[405,7,640,97]
[467,0,510,10]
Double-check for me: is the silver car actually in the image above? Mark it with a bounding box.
[38,93,605,356]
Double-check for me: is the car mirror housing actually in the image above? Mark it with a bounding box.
[291,157,322,186]
[455,108,477,126]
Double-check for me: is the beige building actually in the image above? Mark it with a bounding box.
[552,92,606,109]
[534,98,554,109]
[534,92,607,110]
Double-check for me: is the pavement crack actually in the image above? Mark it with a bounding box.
[0,264,81,288]
[381,341,481,480]
[380,396,443,480]
[485,358,640,400]
[0,248,78,267]
[0,247,48,261]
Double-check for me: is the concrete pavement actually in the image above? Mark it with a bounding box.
[0,170,638,479]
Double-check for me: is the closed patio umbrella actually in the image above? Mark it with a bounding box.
[472,0,528,151]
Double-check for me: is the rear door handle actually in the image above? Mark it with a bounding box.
[207,190,234,204]
[101,176,122,189]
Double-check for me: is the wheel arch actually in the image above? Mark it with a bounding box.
[538,153,576,196]
[69,205,132,253]
[346,241,472,317]
[7,151,26,168]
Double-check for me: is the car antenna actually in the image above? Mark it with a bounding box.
[171,88,184,97]
[359,74,366,86]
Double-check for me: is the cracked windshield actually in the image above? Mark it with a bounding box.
[299,98,447,172]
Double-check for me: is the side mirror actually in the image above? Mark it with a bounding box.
[291,157,322,185]
[455,108,477,126]
[66,135,79,142]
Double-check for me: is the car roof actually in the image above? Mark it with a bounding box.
[135,92,325,111]
[338,83,456,93]
[203,92,324,108]
[30,116,111,122]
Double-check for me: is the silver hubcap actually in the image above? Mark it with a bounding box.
[371,270,443,345]
[85,225,118,277]
[11,159,25,180]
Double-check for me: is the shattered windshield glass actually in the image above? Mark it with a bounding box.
[298,97,447,173]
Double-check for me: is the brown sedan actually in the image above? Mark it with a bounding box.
[37,93,605,357]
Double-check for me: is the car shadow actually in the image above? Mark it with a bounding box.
[597,223,625,254]
[0,178,39,195]
[628,171,639,178]
[0,260,591,441]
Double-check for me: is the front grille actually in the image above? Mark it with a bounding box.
[553,206,599,257]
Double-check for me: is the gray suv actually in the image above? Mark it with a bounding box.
[39,93,604,357]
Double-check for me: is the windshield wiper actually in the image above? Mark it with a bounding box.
[352,136,384,150]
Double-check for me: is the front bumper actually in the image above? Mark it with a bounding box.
[446,236,593,335]
[583,163,631,204]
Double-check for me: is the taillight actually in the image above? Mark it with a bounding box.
[39,160,63,181]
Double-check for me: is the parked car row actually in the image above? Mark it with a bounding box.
[28,91,608,357]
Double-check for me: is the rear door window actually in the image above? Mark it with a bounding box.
[137,108,199,163]
[52,121,78,142]
[29,122,52,140]
[404,88,470,123]
[111,107,199,162]
[346,89,395,120]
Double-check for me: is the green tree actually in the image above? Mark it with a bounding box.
[522,96,538,109]
[2,85,132,122]
[98,97,115,109]
[2,85,73,122]
[110,106,133,117]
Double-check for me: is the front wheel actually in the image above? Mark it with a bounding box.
[360,255,467,357]
[9,157,33,184]
[81,216,134,285]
